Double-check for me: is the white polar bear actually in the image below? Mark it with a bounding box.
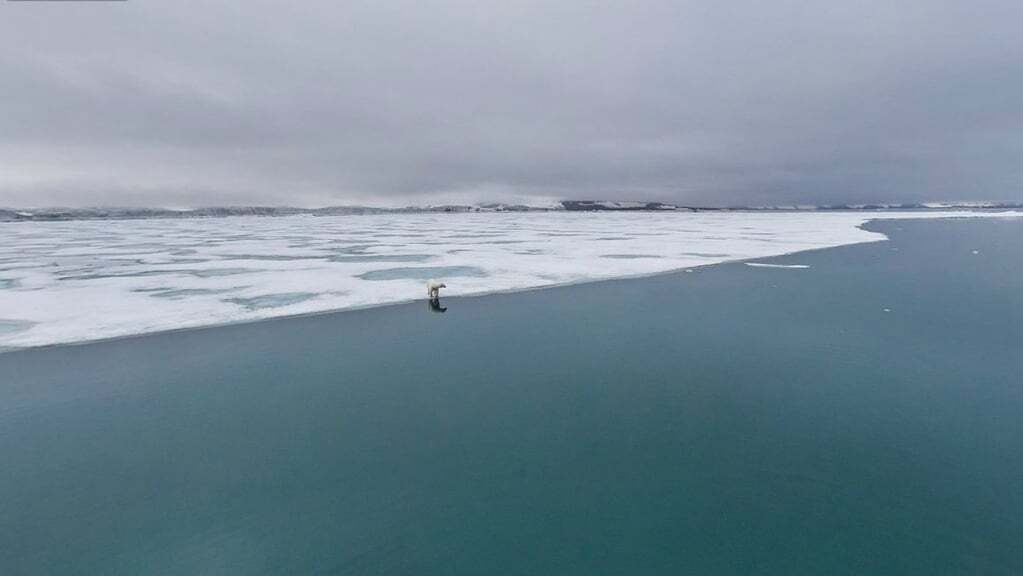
[426,279,446,300]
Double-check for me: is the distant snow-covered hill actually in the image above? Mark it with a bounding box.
[1,201,1020,221]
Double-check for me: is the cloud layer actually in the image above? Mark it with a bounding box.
[2,1,1021,207]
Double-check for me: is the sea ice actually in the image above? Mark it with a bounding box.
[0,211,1018,349]
[745,263,810,269]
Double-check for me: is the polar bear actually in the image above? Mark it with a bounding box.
[426,279,446,300]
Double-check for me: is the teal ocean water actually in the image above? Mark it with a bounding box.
[1,218,1021,574]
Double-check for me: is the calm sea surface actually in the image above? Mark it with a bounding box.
[1,218,1021,574]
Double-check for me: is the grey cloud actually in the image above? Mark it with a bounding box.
[1,0,1021,207]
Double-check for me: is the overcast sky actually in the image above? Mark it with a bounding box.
[1,1,1021,207]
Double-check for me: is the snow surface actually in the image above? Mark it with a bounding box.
[0,211,1018,349]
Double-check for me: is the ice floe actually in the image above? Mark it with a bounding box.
[0,211,1018,349]
[745,263,810,269]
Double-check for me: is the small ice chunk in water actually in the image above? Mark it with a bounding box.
[745,263,810,269]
